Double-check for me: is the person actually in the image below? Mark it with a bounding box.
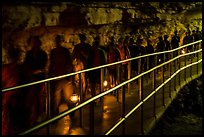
[145,39,155,70]
[116,37,130,83]
[183,30,194,53]
[49,34,75,116]
[2,48,28,135]
[164,35,171,61]
[87,36,106,97]
[106,36,121,89]
[182,31,190,54]
[171,30,180,58]
[156,36,166,65]
[72,34,93,97]
[194,27,202,51]
[127,37,140,75]
[23,35,48,125]
[136,37,146,73]
[72,34,93,70]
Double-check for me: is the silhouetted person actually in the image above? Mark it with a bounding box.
[106,36,121,88]
[23,35,48,125]
[164,35,171,61]
[117,37,130,82]
[183,31,192,55]
[49,35,73,79]
[171,30,180,58]
[127,37,140,75]
[184,30,194,53]
[87,36,106,97]
[2,48,28,135]
[72,34,93,97]
[72,34,93,70]
[49,34,74,116]
[156,36,165,65]
[194,27,202,51]
[146,39,155,70]
[136,38,146,73]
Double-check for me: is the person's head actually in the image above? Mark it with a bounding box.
[27,35,42,49]
[8,48,21,63]
[187,30,191,36]
[123,36,129,44]
[147,39,152,45]
[164,35,168,40]
[174,30,178,35]
[108,36,115,49]
[55,34,64,46]
[158,36,163,41]
[110,36,114,43]
[117,37,124,47]
[137,38,143,45]
[93,36,100,47]
[129,38,134,45]
[196,27,199,32]
[78,34,86,42]
[95,36,100,42]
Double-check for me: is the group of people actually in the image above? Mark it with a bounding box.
[2,27,202,135]
[2,36,48,135]
[103,28,202,88]
[183,28,202,55]
[2,33,106,135]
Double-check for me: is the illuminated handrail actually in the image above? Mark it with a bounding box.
[105,58,202,135]
[2,39,202,135]
[2,39,202,92]
[18,40,202,135]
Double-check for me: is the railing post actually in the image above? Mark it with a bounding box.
[100,68,104,102]
[147,56,149,71]
[152,63,156,119]
[89,100,94,135]
[174,51,177,92]
[169,54,172,99]
[162,60,165,107]
[197,43,199,75]
[121,84,126,135]
[89,74,95,135]
[153,54,157,119]
[127,60,131,95]
[138,58,142,100]
[190,49,193,80]
[79,73,83,127]
[45,81,51,135]
[141,75,144,135]
[116,64,120,102]
[184,52,187,83]
[178,49,181,89]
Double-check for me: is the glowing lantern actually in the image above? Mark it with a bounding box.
[181,49,185,54]
[70,94,80,104]
[103,80,108,87]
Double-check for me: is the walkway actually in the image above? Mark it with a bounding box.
[31,54,202,135]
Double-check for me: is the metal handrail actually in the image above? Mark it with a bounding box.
[2,40,202,135]
[19,46,202,135]
[105,58,202,135]
[2,40,202,92]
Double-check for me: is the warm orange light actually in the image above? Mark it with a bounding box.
[70,94,80,104]
[103,80,108,87]
[181,49,185,54]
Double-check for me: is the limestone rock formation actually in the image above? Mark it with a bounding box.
[2,2,202,64]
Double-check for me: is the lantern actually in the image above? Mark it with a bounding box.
[70,94,80,105]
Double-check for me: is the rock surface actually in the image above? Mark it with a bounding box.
[149,75,202,135]
[2,2,202,64]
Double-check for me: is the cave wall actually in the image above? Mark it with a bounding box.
[2,2,202,64]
